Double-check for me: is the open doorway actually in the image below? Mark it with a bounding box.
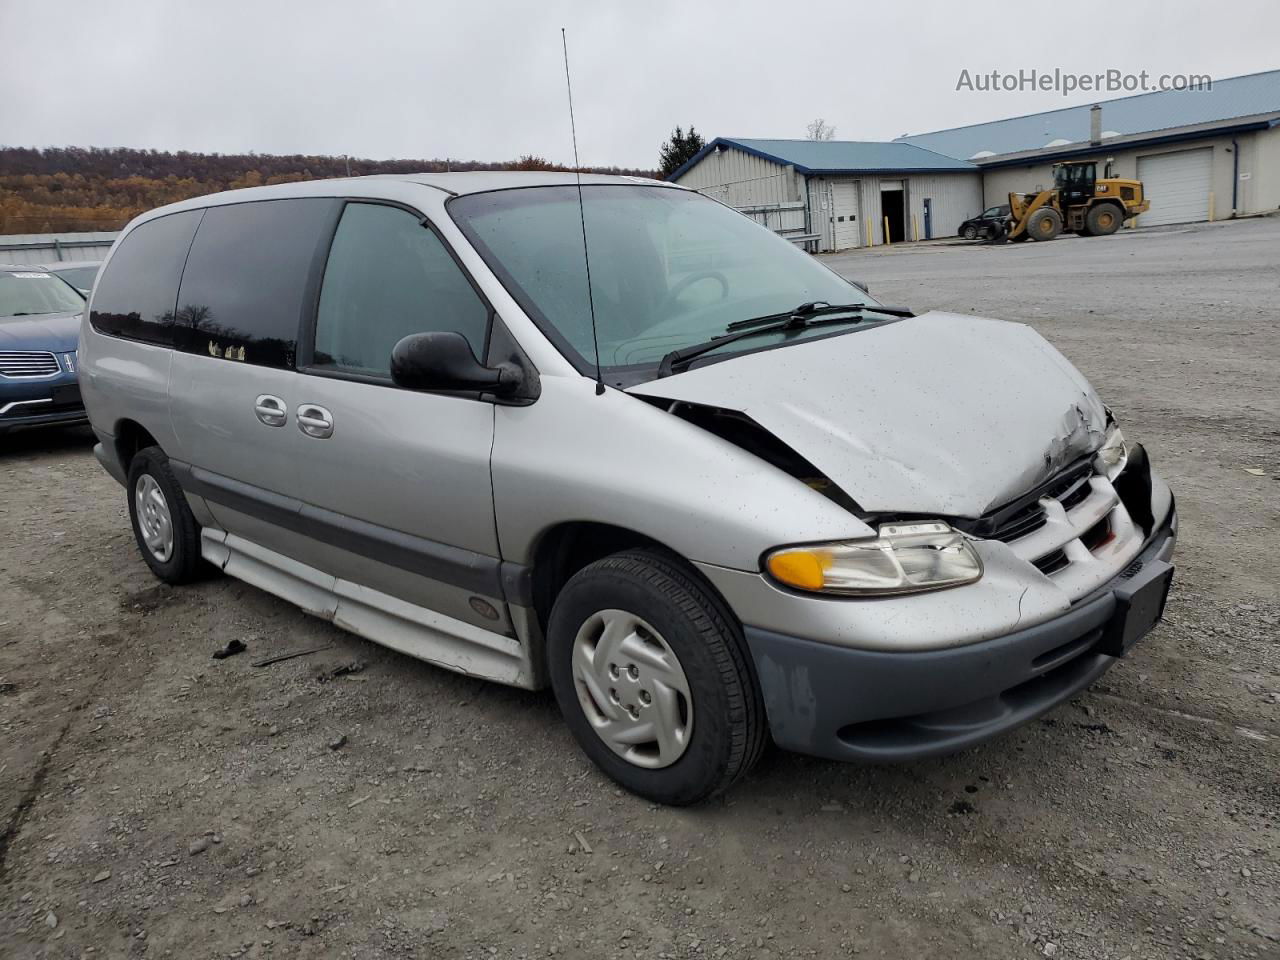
[880,181,907,243]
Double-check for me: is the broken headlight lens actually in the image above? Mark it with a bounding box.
[765,522,983,596]
[1093,425,1127,480]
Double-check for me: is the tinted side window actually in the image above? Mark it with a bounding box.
[312,203,490,377]
[89,210,202,346]
[176,198,338,369]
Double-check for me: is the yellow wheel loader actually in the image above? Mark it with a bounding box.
[1005,160,1149,241]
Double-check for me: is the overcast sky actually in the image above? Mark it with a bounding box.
[2,0,1276,170]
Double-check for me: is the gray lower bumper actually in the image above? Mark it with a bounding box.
[0,405,87,434]
[745,510,1177,763]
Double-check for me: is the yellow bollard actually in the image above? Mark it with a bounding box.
[912,214,919,242]
[1208,191,1215,222]
[883,216,891,246]
[865,220,872,247]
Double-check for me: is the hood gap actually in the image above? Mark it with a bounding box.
[641,396,864,517]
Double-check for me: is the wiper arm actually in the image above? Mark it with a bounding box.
[656,301,916,378]
[725,300,914,332]
[657,313,862,378]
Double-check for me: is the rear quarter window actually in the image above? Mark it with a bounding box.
[90,210,203,346]
[175,198,339,369]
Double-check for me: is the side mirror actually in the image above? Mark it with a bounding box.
[390,331,522,396]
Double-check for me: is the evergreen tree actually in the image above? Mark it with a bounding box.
[659,126,706,178]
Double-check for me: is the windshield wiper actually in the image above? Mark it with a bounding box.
[725,300,912,332]
[656,301,915,378]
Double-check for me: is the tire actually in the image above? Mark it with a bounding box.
[962,224,977,240]
[1027,207,1063,241]
[547,549,767,806]
[127,445,205,584]
[1086,203,1123,236]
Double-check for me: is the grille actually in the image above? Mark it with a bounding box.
[991,503,1047,543]
[0,350,60,378]
[1032,549,1070,576]
[987,465,1093,544]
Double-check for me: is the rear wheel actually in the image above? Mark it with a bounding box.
[1086,203,1123,236]
[1027,207,1063,241]
[547,550,766,806]
[127,446,205,584]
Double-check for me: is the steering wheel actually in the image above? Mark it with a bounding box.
[660,271,729,315]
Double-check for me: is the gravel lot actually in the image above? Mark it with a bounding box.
[2,216,1277,960]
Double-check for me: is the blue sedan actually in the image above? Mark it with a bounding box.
[0,264,89,434]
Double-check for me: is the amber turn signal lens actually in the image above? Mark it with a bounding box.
[766,549,831,591]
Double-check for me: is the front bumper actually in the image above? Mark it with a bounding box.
[0,376,85,434]
[744,509,1176,762]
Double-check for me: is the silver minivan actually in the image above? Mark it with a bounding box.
[80,173,1176,805]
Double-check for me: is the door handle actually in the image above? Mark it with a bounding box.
[296,403,334,439]
[254,394,287,427]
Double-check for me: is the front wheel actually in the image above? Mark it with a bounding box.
[962,225,978,240]
[1027,206,1063,241]
[547,550,767,805]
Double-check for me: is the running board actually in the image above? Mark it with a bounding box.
[201,529,541,689]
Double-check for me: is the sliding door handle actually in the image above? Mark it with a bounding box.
[254,394,287,427]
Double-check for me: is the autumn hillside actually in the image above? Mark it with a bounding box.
[0,147,658,234]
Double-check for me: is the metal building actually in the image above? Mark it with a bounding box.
[0,231,119,265]
[669,138,981,251]
[896,68,1280,226]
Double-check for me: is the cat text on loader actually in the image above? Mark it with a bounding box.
[1005,159,1150,241]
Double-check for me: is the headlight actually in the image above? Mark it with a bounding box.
[1093,424,1127,480]
[765,521,983,596]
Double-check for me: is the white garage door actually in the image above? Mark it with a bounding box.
[832,180,862,249]
[1137,148,1212,226]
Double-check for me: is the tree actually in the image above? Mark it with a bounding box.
[658,126,706,178]
[509,155,558,171]
[806,118,837,141]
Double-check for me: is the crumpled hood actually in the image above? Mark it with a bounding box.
[0,312,82,353]
[630,312,1108,518]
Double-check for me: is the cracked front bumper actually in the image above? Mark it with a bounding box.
[743,509,1176,763]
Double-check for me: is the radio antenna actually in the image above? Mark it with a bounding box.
[561,27,605,396]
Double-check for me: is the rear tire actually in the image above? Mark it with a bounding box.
[1027,207,1063,241]
[1086,203,1123,236]
[547,549,767,806]
[127,446,205,584]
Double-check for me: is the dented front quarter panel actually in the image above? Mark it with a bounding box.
[491,375,873,570]
[630,312,1109,518]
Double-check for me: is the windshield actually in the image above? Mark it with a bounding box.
[449,185,887,379]
[0,270,85,319]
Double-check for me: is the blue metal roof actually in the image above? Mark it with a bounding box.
[668,137,976,181]
[895,68,1280,160]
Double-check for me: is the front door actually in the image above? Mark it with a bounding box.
[1058,162,1096,208]
[292,201,506,633]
